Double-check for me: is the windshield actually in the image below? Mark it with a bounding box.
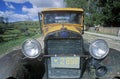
[44,12,82,24]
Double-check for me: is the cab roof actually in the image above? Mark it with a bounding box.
[41,8,84,13]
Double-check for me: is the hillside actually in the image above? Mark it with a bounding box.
[0,21,41,42]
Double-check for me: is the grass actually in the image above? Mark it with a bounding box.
[0,34,40,56]
[88,30,118,36]
[0,21,41,56]
[96,31,118,36]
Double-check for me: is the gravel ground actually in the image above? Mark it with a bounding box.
[83,33,120,79]
[0,33,120,79]
[83,33,120,51]
[0,37,45,79]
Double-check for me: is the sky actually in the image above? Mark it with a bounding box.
[0,0,65,22]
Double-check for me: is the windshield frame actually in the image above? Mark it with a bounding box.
[43,11,83,25]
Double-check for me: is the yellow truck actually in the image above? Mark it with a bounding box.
[21,8,110,79]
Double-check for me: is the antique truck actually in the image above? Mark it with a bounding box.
[21,8,110,79]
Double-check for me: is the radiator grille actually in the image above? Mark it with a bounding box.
[47,39,82,55]
[46,39,82,79]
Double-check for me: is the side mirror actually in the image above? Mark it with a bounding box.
[38,12,42,34]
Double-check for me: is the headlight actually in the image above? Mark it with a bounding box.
[89,39,109,59]
[22,39,42,58]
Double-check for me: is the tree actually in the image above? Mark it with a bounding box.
[0,17,6,42]
[101,0,120,26]
[65,0,92,26]
[65,0,120,27]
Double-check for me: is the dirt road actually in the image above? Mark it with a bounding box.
[83,33,120,79]
[83,33,120,51]
[0,36,45,79]
[0,33,120,79]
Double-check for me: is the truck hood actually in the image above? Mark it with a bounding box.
[43,23,83,36]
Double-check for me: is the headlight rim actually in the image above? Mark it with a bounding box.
[22,39,42,59]
[89,39,109,59]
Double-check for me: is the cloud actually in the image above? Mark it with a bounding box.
[3,0,66,22]
[10,14,28,22]
[0,11,37,22]
[22,6,40,13]
[5,2,15,9]
[22,6,42,21]
[29,0,65,8]
[0,11,4,16]
[4,0,28,3]
[0,6,39,22]
[4,0,65,8]
[22,0,65,20]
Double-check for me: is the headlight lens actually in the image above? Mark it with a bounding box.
[22,39,42,58]
[89,39,109,59]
